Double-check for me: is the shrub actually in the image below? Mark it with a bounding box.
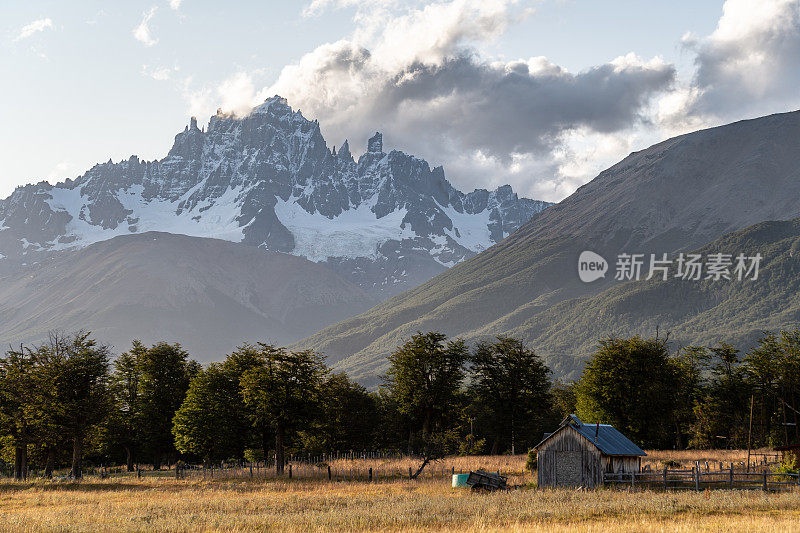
[772,455,798,474]
[525,449,537,471]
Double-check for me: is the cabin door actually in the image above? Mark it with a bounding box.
[555,450,582,487]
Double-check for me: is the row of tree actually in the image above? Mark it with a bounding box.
[0,332,554,479]
[2,328,799,480]
[572,329,800,450]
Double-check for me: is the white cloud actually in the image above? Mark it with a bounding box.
[133,7,159,47]
[242,1,672,200]
[169,0,183,10]
[178,0,800,202]
[683,0,800,120]
[14,18,53,42]
[182,71,264,119]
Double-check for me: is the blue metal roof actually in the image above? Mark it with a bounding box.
[534,415,646,456]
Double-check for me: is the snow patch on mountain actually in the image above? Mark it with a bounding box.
[45,183,253,250]
[436,200,493,252]
[275,195,413,262]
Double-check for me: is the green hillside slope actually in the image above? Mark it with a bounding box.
[296,111,800,385]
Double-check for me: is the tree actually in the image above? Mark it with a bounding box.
[469,336,552,454]
[27,333,74,478]
[575,336,679,448]
[221,345,269,459]
[108,340,147,471]
[303,373,378,453]
[743,335,781,446]
[550,381,577,418]
[42,332,112,479]
[773,329,800,445]
[136,342,195,469]
[670,346,709,448]
[0,346,35,480]
[690,343,750,448]
[173,363,248,464]
[382,332,469,477]
[240,345,327,474]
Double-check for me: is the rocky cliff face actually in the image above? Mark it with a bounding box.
[0,96,549,296]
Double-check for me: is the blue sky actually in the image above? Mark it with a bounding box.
[2,1,799,201]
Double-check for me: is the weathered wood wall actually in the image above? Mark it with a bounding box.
[537,426,602,488]
[537,426,640,488]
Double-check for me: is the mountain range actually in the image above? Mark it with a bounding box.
[4,99,799,380]
[295,110,800,385]
[0,232,374,358]
[0,96,549,299]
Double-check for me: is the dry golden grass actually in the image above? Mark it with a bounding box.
[642,449,779,469]
[325,450,778,477]
[2,452,795,532]
[2,476,800,532]
[322,454,530,484]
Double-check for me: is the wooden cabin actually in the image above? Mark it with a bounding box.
[534,415,646,488]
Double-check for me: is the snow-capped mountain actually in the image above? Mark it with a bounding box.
[0,96,550,296]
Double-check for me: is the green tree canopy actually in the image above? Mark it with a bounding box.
[136,342,195,469]
[575,336,679,448]
[240,345,327,474]
[38,332,112,479]
[469,336,552,455]
[0,346,36,480]
[383,332,469,476]
[302,373,378,454]
[173,363,248,464]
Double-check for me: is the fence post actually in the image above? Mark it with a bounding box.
[328,465,332,481]
[289,464,292,479]
[663,468,667,490]
[693,467,699,491]
[409,467,412,480]
[763,471,768,491]
[369,468,373,482]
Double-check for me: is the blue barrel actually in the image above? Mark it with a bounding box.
[452,473,469,487]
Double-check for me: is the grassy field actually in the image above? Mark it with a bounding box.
[1,451,796,532]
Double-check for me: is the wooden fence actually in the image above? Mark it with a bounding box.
[605,467,799,492]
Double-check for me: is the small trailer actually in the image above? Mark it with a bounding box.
[466,470,507,492]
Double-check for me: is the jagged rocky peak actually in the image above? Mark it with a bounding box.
[252,95,292,116]
[0,94,552,297]
[337,139,353,163]
[367,132,384,154]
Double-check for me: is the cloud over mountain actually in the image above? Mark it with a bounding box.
[685,0,800,119]
[257,1,676,202]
